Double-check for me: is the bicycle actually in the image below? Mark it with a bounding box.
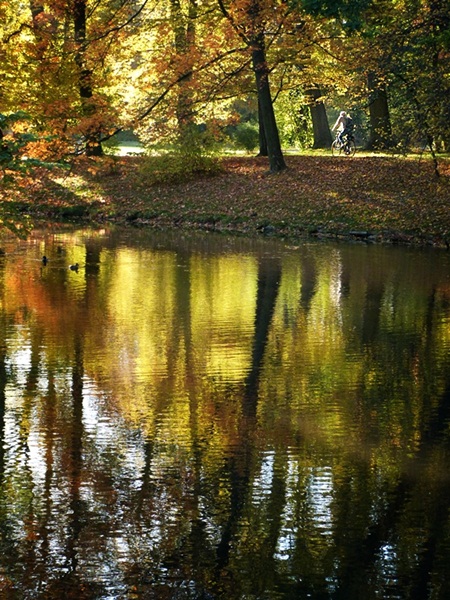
[331,132,356,157]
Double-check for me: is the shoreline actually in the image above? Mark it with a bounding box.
[1,154,449,249]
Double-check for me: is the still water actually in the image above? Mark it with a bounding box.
[0,227,449,600]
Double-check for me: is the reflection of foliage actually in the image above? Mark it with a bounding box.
[0,232,449,597]
[0,207,33,239]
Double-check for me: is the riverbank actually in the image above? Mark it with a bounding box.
[2,153,450,247]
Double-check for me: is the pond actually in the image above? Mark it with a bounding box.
[0,227,449,599]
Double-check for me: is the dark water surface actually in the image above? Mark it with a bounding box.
[0,228,449,599]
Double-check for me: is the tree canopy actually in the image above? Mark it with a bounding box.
[0,0,448,168]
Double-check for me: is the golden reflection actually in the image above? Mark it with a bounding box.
[0,233,449,599]
[191,254,257,382]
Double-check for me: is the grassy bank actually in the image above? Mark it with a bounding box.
[1,153,450,247]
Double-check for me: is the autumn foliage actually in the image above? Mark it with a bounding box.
[1,0,448,162]
[0,0,449,243]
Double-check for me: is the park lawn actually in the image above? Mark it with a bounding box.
[1,153,449,247]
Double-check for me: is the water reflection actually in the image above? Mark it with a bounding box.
[0,227,449,599]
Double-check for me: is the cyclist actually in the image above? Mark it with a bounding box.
[332,111,354,145]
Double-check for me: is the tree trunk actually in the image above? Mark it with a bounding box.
[306,87,332,148]
[366,71,392,150]
[252,44,286,172]
[170,0,197,136]
[73,0,103,156]
[257,99,268,156]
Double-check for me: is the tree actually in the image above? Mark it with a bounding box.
[298,0,450,160]
[366,71,392,149]
[2,0,448,166]
[1,1,150,158]
[385,0,450,156]
[350,0,449,165]
[73,0,104,155]
[170,0,198,136]
[217,0,287,172]
[306,87,333,148]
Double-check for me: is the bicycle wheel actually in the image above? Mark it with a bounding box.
[331,140,342,156]
[343,139,356,156]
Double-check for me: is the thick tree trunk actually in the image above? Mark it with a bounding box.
[257,99,268,156]
[366,71,392,150]
[306,87,332,148]
[252,45,286,172]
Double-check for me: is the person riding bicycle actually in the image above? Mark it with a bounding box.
[332,111,354,145]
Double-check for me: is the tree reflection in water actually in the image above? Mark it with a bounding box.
[0,229,448,599]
